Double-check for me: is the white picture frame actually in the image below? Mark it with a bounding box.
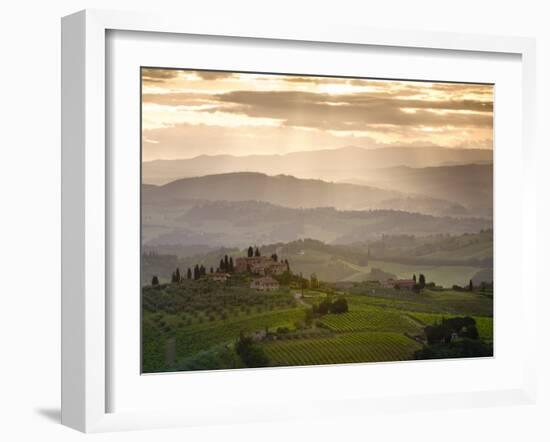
[61,9,537,433]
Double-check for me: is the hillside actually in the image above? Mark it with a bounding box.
[143,171,487,217]
[146,171,401,210]
[341,164,493,215]
[142,146,493,185]
[142,197,492,249]
[142,235,492,287]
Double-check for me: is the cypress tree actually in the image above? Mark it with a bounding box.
[224,255,229,271]
[152,275,159,286]
[187,268,192,280]
[194,264,200,280]
[175,267,181,283]
[247,246,254,257]
[254,247,260,257]
[220,259,225,271]
[229,257,234,272]
[419,274,426,288]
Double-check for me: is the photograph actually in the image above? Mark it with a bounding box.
[140,68,494,373]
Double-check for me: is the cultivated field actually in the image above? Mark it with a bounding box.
[142,274,493,373]
[264,332,421,367]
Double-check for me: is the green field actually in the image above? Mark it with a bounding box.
[348,284,493,317]
[341,259,483,288]
[264,332,422,367]
[142,270,493,372]
[318,308,420,333]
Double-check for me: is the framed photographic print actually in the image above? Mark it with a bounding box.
[61,9,538,433]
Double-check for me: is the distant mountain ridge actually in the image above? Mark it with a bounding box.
[145,171,402,211]
[340,163,493,215]
[142,146,493,185]
[144,168,491,217]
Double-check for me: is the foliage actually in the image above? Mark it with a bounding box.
[424,316,478,344]
[414,338,493,360]
[235,334,270,367]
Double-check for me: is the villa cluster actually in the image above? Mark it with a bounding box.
[235,255,288,276]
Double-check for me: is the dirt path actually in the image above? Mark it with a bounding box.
[293,292,307,306]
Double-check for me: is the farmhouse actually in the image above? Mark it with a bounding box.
[235,256,288,276]
[207,272,230,282]
[250,276,280,291]
[384,278,416,290]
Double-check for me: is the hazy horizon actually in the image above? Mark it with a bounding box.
[142,144,494,163]
[142,69,494,163]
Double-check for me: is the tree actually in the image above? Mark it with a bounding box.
[418,274,426,288]
[271,253,278,262]
[229,257,234,272]
[304,308,314,326]
[187,268,192,280]
[151,275,159,286]
[220,259,225,272]
[247,246,254,257]
[200,264,206,277]
[254,247,260,257]
[413,274,417,283]
[224,255,229,271]
[175,267,181,283]
[463,324,480,339]
[235,333,269,367]
[469,279,474,291]
[310,273,318,289]
[318,299,331,315]
[330,298,349,314]
[210,267,214,273]
[193,264,200,280]
[171,271,177,283]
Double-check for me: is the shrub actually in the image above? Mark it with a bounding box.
[329,298,348,314]
[235,334,270,367]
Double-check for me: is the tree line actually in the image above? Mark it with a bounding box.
[150,245,291,286]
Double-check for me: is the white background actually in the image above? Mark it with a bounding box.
[0,1,548,441]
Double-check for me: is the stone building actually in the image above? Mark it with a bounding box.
[250,276,280,291]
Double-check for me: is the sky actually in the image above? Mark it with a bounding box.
[141,68,494,162]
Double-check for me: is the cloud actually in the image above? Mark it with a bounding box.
[142,92,216,106]
[208,90,492,131]
[195,71,236,80]
[141,68,180,84]
[140,70,493,160]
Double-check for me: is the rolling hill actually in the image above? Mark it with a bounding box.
[142,196,492,250]
[341,163,493,215]
[142,145,493,185]
[143,171,485,217]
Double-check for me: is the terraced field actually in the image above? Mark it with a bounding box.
[348,285,493,317]
[142,276,493,372]
[264,332,422,367]
[318,309,420,333]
